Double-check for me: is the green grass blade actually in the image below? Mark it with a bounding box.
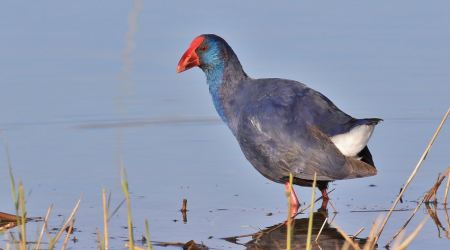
[121,165,134,249]
[144,219,152,250]
[306,173,317,250]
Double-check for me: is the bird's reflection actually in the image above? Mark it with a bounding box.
[224,207,369,250]
[248,209,345,250]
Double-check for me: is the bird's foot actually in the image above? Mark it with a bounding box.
[320,198,329,211]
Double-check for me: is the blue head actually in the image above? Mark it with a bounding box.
[177,34,231,121]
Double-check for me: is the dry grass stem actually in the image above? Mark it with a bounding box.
[362,222,375,250]
[62,218,75,250]
[342,241,351,250]
[351,227,364,240]
[390,230,405,250]
[49,197,82,249]
[181,199,187,212]
[385,196,426,247]
[9,231,19,249]
[286,173,294,250]
[330,221,360,250]
[306,173,317,250]
[375,107,450,243]
[96,228,101,250]
[125,243,147,250]
[35,204,53,250]
[363,216,384,250]
[425,167,450,203]
[315,218,328,242]
[444,170,450,204]
[18,182,26,250]
[103,188,109,250]
[329,200,338,213]
[443,204,450,240]
[393,216,428,250]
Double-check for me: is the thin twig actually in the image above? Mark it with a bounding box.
[375,107,450,243]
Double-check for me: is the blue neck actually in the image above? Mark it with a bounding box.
[203,61,227,124]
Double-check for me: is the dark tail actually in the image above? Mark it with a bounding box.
[358,146,376,168]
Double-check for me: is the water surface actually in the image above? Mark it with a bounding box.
[1,1,449,249]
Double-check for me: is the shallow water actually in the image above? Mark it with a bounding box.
[1,1,450,249]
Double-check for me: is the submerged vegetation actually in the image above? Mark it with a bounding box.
[1,108,449,249]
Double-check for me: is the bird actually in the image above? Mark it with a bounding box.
[177,34,381,210]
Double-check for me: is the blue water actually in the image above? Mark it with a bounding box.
[1,1,449,249]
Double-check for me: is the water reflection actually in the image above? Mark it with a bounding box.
[223,208,368,250]
[426,203,450,240]
[0,211,30,231]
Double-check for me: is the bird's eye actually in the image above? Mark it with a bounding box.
[199,45,207,51]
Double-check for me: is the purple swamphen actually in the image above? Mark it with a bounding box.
[177,34,381,210]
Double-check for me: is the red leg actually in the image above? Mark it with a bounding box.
[320,188,329,210]
[285,182,300,222]
[285,182,300,207]
[320,188,329,200]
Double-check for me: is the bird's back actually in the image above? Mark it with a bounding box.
[227,78,378,184]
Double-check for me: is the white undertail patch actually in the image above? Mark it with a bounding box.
[330,125,375,158]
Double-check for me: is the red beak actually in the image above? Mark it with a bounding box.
[177,37,204,73]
